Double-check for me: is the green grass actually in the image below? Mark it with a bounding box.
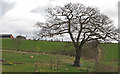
[99,43,118,67]
[2,51,95,72]
[2,39,118,60]
[2,39,118,61]
[1,39,118,72]
[100,43,118,61]
[2,39,74,53]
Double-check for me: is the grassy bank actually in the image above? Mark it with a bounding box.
[1,39,118,72]
[2,39,73,53]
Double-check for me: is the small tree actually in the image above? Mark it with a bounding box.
[12,38,21,51]
[35,3,118,67]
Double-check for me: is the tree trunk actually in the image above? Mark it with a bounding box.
[17,43,19,51]
[73,47,82,67]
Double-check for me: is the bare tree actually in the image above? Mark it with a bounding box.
[35,3,118,67]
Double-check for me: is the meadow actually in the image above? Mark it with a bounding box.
[1,39,118,72]
[2,51,95,72]
[2,39,74,53]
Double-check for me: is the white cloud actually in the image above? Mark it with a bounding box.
[0,1,15,19]
[1,0,119,39]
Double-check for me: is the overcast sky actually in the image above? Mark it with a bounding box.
[0,0,119,39]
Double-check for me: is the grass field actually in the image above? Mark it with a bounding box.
[2,51,95,72]
[1,39,118,72]
[99,43,118,61]
[99,43,118,67]
[2,39,73,53]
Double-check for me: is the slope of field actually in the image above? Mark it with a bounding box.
[100,43,118,61]
[2,39,74,53]
[99,43,118,67]
[2,39,118,60]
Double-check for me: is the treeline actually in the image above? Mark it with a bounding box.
[32,38,72,43]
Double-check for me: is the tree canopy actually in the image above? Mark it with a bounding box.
[36,3,118,44]
[35,3,118,66]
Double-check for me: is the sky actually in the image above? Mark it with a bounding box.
[0,0,119,40]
